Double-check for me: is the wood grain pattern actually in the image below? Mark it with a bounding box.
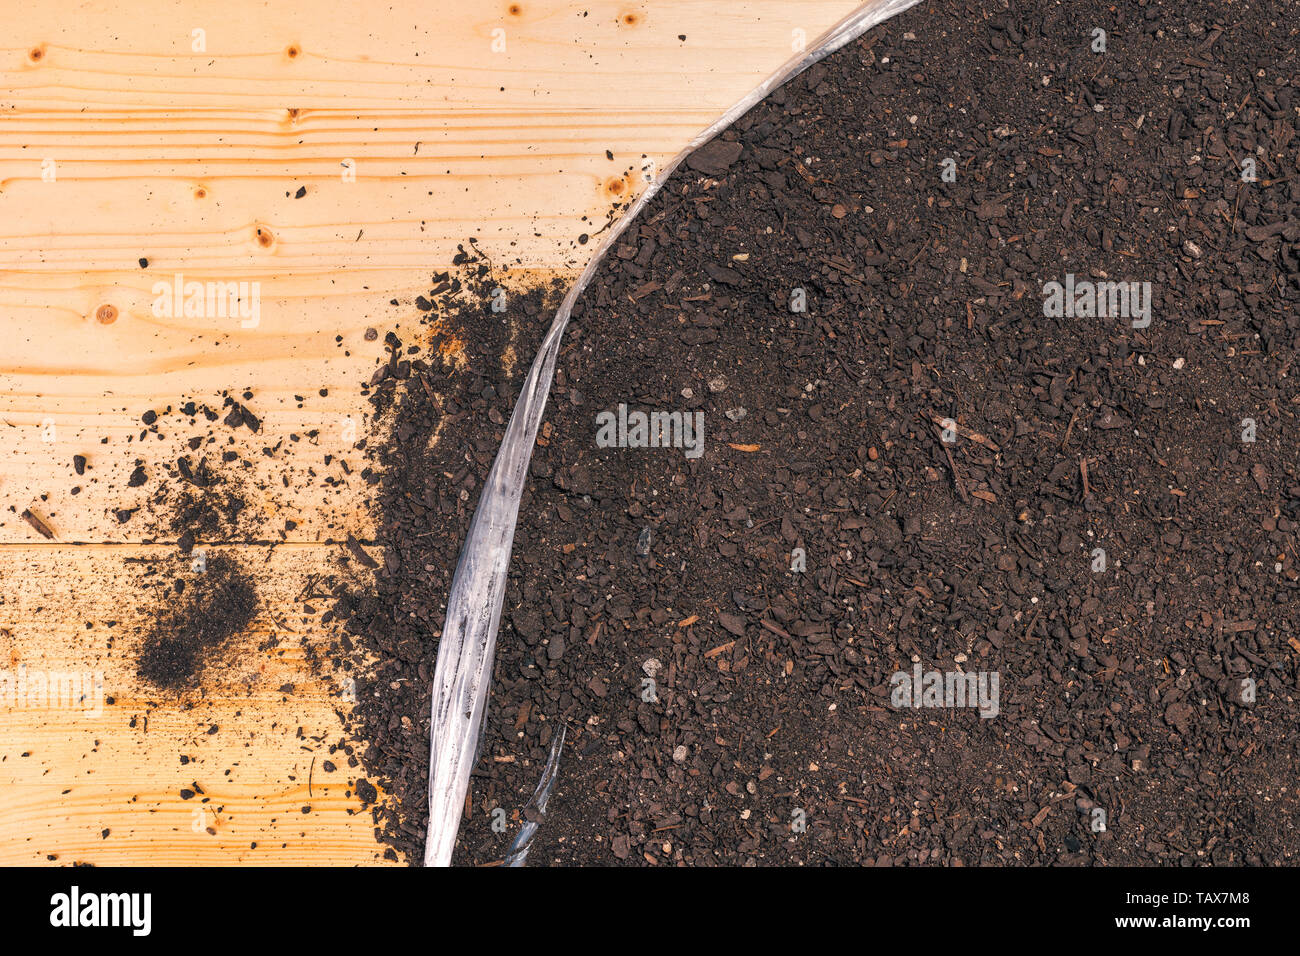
[0,0,866,864]
[0,545,382,865]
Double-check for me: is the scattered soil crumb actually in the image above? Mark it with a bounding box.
[136,553,258,689]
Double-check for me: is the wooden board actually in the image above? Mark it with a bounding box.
[0,0,867,864]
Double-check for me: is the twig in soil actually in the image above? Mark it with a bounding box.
[345,533,379,569]
[926,411,1000,451]
[1024,604,1045,639]
[1060,406,1080,449]
[941,441,968,502]
[1014,533,1040,562]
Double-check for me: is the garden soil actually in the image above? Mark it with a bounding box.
[335,0,1300,865]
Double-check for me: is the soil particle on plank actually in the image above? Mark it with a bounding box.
[21,508,55,539]
[136,552,258,689]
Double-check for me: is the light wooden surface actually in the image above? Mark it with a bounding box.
[0,0,868,865]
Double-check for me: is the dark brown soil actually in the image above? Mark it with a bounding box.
[122,396,275,687]
[338,0,1300,865]
[325,258,564,862]
[136,552,259,689]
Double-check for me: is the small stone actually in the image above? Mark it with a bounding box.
[673,745,688,763]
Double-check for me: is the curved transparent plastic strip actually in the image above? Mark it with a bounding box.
[502,725,567,867]
[425,0,920,867]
